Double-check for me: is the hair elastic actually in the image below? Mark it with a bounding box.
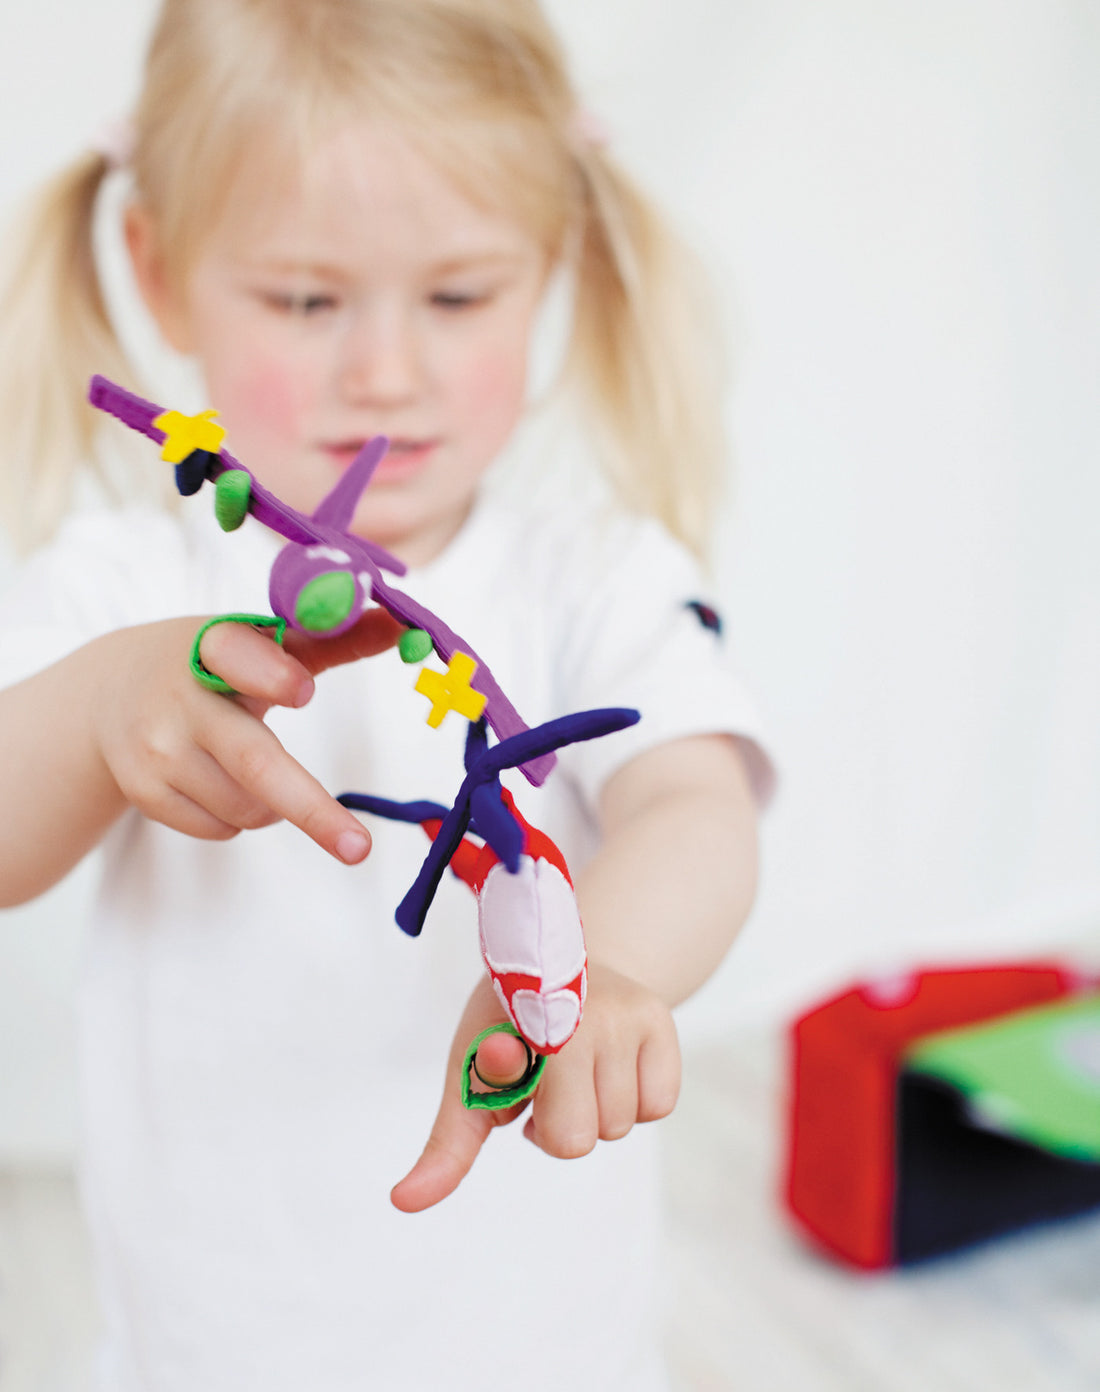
[90,116,136,171]
[571,107,610,150]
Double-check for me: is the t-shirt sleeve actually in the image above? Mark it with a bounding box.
[548,511,776,809]
[0,507,194,690]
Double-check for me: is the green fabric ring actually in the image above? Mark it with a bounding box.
[190,613,288,694]
[461,1022,546,1112]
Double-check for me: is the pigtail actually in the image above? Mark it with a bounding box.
[0,152,138,554]
[567,147,728,564]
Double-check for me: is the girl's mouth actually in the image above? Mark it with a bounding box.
[323,438,440,477]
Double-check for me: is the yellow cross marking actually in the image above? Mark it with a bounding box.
[415,651,488,729]
[152,408,227,464]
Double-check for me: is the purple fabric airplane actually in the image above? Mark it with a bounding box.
[88,375,556,785]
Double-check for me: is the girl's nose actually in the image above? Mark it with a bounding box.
[337,307,421,406]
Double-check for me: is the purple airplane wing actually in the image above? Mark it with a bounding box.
[89,377,408,573]
[89,375,319,546]
[369,572,555,786]
[88,374,165,443]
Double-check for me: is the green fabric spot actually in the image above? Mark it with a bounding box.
[189,614,287,694]
[398,628,434,664]
[295,571,356,632]
[461,1022,546,1111]
[905,994,1100,1161]
[214,469,252,531]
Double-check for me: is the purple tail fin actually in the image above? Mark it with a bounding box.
[312,437,388,528]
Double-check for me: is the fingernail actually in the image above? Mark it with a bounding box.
[336,829,370,864]
[293,678,315,708]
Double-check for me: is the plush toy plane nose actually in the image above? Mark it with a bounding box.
[509,985,584,1052]
[478,856,587,1053]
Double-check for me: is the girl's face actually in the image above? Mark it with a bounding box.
[129,123,549,564]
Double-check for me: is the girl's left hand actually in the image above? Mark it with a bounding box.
[389,964,681,1213]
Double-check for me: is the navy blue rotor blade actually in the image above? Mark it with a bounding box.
[464,716,489,772]
[337,793,449,825]
[468,782,523,873]
[394,799,473,937]
[471,708,641,784]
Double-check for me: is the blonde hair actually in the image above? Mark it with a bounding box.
[0,0,726,559]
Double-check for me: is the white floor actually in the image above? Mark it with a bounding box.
[0,1170,99,1392]
[3,1034,1100,1391]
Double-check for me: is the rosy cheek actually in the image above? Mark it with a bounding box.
[232,366,306,437]
[453,347,528,437]
[209,353,313,455]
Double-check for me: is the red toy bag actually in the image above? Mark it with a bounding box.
[783,961,1095,1267]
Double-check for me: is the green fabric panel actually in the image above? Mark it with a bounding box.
[190,614,288,694]
[461,1022,546,1111]
[295,571,356,633]
[905,993,1100,1160]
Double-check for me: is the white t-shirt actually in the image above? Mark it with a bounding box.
[0,485,770,1392]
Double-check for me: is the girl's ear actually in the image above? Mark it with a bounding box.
[124,202,193,352]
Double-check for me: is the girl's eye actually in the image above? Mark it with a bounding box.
[429,290,489,311]
[264,292,338,316]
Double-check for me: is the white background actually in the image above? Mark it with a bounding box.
[0,0,1097,1160]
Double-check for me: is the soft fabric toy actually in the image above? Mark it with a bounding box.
[340,709,640,1107]
[785,961,1100,1266]
[88,375,554,785]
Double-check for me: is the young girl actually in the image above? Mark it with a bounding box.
[0,2,769,1388]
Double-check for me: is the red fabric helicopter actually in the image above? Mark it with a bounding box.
[339,709,640,1096]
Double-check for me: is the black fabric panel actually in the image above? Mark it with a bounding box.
[894,1070,1100,1264]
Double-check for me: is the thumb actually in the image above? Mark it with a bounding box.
[196,608,403,723]
[471,1028,531,1090]
[390,985,533,1214]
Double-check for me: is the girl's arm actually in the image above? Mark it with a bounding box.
[0,638,129,906]
[0,611,401,907]
[576,730,759,1007]
[391,731,759,1210]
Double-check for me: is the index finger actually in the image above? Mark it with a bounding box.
[202,708,373,865]
[389,1105,497,1214]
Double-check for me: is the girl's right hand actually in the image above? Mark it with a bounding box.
[88,610,402,863]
